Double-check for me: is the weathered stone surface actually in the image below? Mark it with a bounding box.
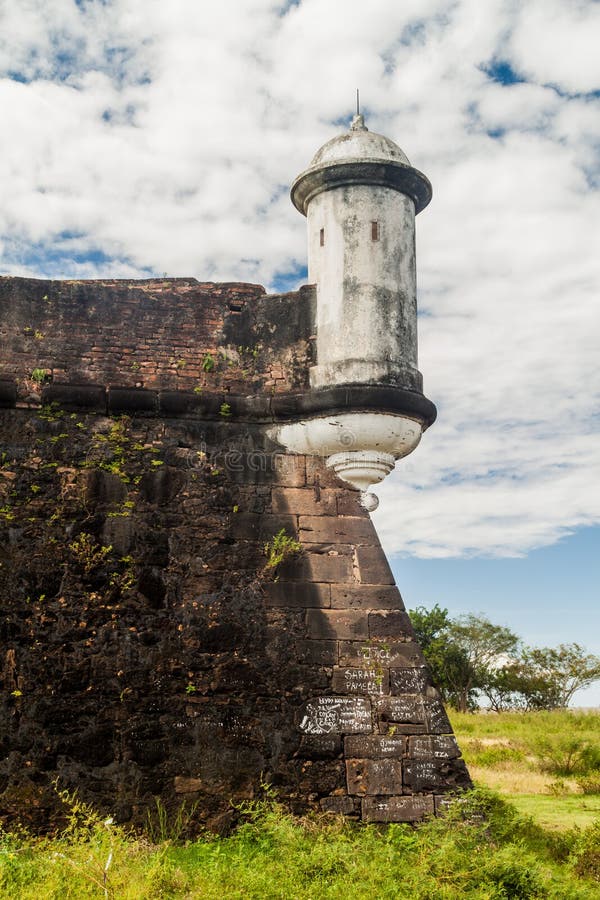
[355,546,395,584]
[0,275,468,831]
[295,639,338,665]
[331,667,389,695]
[306,609,369,640]
[263,582,331,608]
[425,699,453,734]
[335,491,368,517]
[231,513,298,541]
[298,735,342,758]
[390,667,431,694]
[175,776,203,794]
[330,584,401,609]
[279,551,354,583]
[346,758,403,795]
[362,795,434,823]
[297,697,372,735]
[377,696,427,725]
[345,735,406,758]
[369,610,415,639]
[320,795,357,814]
[339,640,423,668]
[299,515,376,544]
[403,758,471,793]
[408,735,460,760]
[272,487,336,516]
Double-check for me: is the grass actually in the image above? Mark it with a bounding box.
[510,796,600,831]
[1,789,599,898]
[450,708,600,831]
[1,711,599,897]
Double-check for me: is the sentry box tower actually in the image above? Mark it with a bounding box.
[276,110,435,508]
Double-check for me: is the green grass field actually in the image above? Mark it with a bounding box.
[0,710,598,898]
[451,708,600,831]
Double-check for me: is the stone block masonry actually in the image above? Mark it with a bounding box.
[0,277,470,832]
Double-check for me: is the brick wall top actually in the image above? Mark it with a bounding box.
[0,276,316,402]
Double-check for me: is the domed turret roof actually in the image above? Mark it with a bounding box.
[309,114,411,167]
[291,114,432,216]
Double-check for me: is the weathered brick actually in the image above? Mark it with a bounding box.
[272,454,306,487]
[297,696,372,735]
[376,696,426,725]
[295,640,338,665]
[425,699,453,734]
[355,546,395,584]
[299,515,376,544]
[408,735,460,760]
[369,610,415,639]
[307,609,369,640]
[339,641,424,668]
[336,491,369,517]
[390,667,431,694]
[362,795,434,823]
[306,457,340,488]
[320,795,357,814]
[346,758,403,795]
[263,582,331,608]
[331,666,389,695]
[278,551,354,583]
[272,487,337,516]
[297,735,342,758]
[231,513,297,541]
[174,776,202,793]
[344,734,406,758]
[403,758,471,793]
[331,584,402,610]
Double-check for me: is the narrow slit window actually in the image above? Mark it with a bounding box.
[319,227,325,246]
[371,221,380,241]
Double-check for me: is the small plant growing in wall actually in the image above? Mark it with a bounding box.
[68,533,112,576]
[202,353,215,373]
[31,367,50,385]
[264,528,302,571]
[219,402,231,418]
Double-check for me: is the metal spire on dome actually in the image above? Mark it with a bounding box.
[350,88,367,131]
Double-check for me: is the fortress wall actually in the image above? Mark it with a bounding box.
[0,276,470,832]
[0,277,315,399]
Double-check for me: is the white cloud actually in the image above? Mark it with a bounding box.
[0,0,599,558]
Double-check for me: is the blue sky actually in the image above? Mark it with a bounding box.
[0,0,598,704]
[391,525,600,706]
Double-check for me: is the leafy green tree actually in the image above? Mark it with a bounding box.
[517,643,600,708]
[480,662,560,712]
[444,614,520,712]
[410,606,600,712]
[482,644,600,710]
[409,605,478,711]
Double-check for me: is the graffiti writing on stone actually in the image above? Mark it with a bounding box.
[332,667,387,695]
[390,667,429,694]
[298,696,372,735]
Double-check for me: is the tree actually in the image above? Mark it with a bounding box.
[409,604,473,709]
[480,661,560,712]
[444,614,520,712]
[409,605,600,712]
[517,644,600,708]
[408,606,518,711]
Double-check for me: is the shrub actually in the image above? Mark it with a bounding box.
[576,774,600,795]
[570,821,600,882]
[263,528,302,571]
[481,845,545,898]
[532,735,596,776]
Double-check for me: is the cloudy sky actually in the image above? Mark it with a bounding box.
[1,1,599,697]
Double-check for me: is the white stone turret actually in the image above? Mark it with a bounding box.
[273,113,435,503]
[291,113,431,392]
